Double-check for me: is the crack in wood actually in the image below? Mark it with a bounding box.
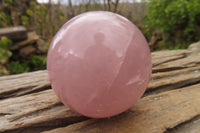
[152,66,187,73]
[152,53,187,67]
[2,116,89,133]
[0,113,12,116]
[9,102,63,122]
[17,83,51,97]
[145,79,200,96]
[152,66,200,80]
[164,115,200,133]
[41,83,200,133]
[0,86,36,99]
[0,83,50,100]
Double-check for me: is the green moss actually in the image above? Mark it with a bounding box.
[0,36,12,49]
[10,61,29,74]
[5,0,13,5]
[0,11,12,27]
[26,9,33,16]
[21,16,29,25]
[0,37,12,64]
[30,55,47,71]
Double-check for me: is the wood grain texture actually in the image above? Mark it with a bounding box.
[0,42,200,133]
[0,26,27,41]
[0,90,88,133]
[151,50,189,67]
[43,83,200,133]
[152,42,200,72]
[10,32,39,50]
[0,70,49,99]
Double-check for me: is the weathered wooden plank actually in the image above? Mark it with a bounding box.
[151,50,189,67]
[0,42,200,133]
[1,66,199,100]
[151,66,200,79]
[188,41,200,55]
[0,70,49,99]
[43,83,200,133]
[0,26,27,41]
[0,47,198,100]
[146,66,200,95]
[0,90,87,133]
[166,115,200,133]
[153,42,200,72]
[0,65,199,132]
[153,54,200,72]
[1,78,200,133]
[0,70,47,81]
[10,32,39,50]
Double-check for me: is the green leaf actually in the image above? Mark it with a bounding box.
[21,16,29,25]
[0,36,12,49]
[30,1,37,7]
[26,9,33,16]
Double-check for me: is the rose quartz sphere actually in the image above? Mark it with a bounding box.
[47,11,151,118]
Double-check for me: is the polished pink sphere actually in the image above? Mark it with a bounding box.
[47,11,151,118]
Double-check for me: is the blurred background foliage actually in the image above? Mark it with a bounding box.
[0,0,200,75]
[143,0,200,50]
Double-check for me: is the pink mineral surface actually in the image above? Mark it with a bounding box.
[47,11,152,118]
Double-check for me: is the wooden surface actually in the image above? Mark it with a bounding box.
[0,42,200,133]
[0,26,27,41]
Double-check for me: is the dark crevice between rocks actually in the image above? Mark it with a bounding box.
[164,115,200,133]
[144,78,200,97]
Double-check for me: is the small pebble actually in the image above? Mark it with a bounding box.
[193,70,199,73]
